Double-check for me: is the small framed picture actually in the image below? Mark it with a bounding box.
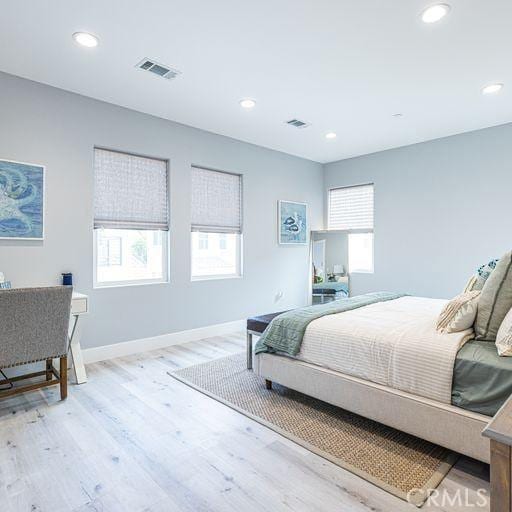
[0,158,45,240]
[278,200,308,245]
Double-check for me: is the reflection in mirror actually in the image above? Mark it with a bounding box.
[311,231,349,304]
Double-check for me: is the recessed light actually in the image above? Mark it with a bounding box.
[239,98,256,109]
[73,32,99,48]
[421,4,450,23]
[392,113,403,118]
[481,83,504,95]
[325,132,337,140]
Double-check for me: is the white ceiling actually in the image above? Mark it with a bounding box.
[1,0,511,163]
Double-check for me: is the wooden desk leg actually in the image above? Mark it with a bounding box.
[246,332,253,370]
[68,314,88,385]
[60,356,68,400]
[490,439,511,512]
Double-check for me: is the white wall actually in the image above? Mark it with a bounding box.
[324,123,512,299]
[0,72,323,349]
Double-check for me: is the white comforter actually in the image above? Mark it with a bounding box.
[298,296,473,403]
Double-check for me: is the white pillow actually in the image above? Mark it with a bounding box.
[496,308,512,356]
[436,291,480,334]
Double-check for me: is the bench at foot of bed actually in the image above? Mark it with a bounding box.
[246,310,288,370]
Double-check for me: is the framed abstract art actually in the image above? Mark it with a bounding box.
[278,200,308,245]
[0,159,45,240]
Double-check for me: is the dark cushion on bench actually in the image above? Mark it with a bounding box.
[247,311,288,334]
[312,288,337,295]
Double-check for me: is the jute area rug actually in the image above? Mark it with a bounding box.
[169,353,458,506]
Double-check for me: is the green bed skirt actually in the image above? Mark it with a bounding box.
[452,339,512,417]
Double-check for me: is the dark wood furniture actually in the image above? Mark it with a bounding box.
[0,357,68,399]
[483,395,512,511]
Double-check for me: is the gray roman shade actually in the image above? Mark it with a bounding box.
[191,166,242,234]
[94,148,169,230]
[328,184,374,231]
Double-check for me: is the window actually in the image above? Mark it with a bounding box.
[328,184,374,273]
[190,166,242,279]
[348,233,374,273]
[98,235,122,266]
[94,148,169,286]
[96,229,166,284]
[191,232,241,278]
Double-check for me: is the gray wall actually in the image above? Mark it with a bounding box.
[0,72,323,349]
[312,232,348,276]
[3,70,511,350]
[324,123,512,299]
[323,232,348,276]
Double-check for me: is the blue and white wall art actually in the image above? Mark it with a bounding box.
[278,200,307,245]
[0,159,44,239]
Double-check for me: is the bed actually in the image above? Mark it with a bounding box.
[253,293,508,463]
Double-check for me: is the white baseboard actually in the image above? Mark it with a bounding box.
[82,319,246,364]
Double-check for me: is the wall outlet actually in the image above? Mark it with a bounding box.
[275,291,284,303]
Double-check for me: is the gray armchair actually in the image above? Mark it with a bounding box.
[0,286,72,400]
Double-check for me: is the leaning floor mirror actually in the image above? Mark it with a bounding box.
[311,230,350,304]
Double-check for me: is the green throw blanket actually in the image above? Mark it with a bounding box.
[255,292,405,356]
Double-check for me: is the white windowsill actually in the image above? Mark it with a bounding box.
[94,278,169,289]
[191,274,243,282]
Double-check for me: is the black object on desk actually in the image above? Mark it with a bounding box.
[62,273,73,286]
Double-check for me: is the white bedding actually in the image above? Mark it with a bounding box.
[297,296,474,403]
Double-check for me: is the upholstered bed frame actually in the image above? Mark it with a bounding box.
[254,352,491,463]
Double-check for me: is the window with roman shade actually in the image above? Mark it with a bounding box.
[328,184,374,273]
[190,166,242,279]
[328,184,374,231]
[190,166,242,234]
[94,148,169,230]
[93,148,169,287]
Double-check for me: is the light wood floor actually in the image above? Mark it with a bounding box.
[0,333,490,511]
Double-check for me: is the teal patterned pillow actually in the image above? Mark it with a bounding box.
[478,259,498,280]
[466,259,499,292]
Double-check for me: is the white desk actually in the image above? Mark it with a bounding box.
[69,292,89,384]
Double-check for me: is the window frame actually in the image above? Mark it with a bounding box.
[92,147,170,288]
[93,229,170,288]
[190,165,244,282]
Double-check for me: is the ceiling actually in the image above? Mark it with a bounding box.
[0,0,511,163]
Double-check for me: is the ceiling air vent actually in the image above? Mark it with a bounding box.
[286,118,310,129]
[136,58,181,80]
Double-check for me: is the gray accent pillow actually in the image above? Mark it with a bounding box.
[475,251,512,341]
